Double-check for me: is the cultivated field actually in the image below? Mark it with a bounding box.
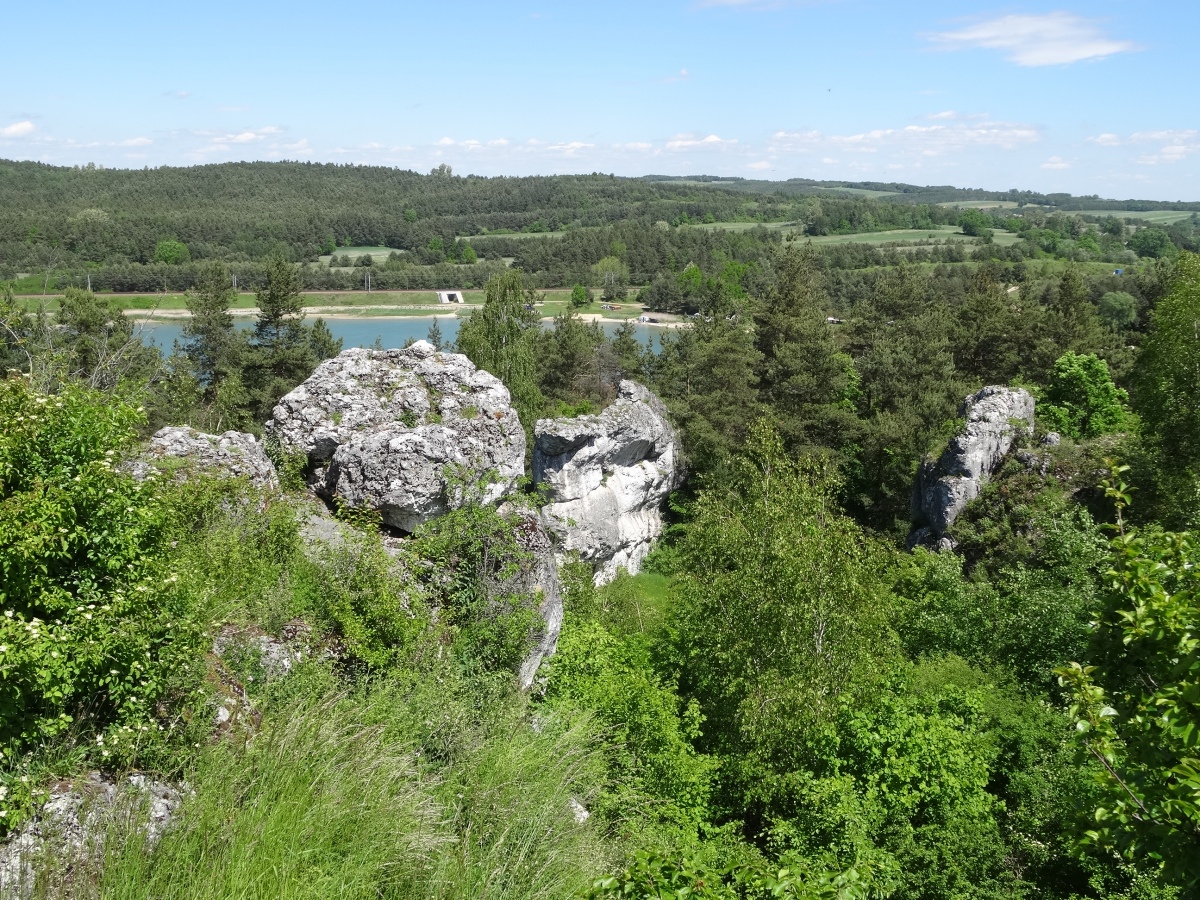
[937,200,1020,209]
[1081,210,1196,225]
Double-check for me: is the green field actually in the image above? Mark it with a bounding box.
[317,246,403,264]
[937,200,1020,209]
[800,225,1022,246]
[1079,209,1196,225]
[828,187,903,198]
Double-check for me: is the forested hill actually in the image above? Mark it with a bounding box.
[0,161,791,263]
[645,174,1200,210]
[2,159,1198,272]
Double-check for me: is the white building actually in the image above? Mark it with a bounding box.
[436,290,465,304]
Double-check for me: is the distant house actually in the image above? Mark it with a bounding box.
[437,290,465,304]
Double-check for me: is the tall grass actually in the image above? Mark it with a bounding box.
[43,675,610,900]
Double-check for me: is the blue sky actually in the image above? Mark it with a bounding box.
[2,1,1196,199]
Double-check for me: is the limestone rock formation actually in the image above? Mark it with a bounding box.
[502,513,563,690]
[534,381,681,584]
[909,385,1035,549]
[0,773,181,897]
[126,427,279,490]
[266,343,525,531]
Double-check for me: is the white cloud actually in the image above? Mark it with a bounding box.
[214,126,282,145]
[748,160,772,170]
[545,141,594,156]
[771,119,1039,157]
[282,138,312,154]
[927,13,1140,66]
[1,121,36,138]
[436,136,456,146]
[928,110,957,120]
[120,136,152,147]
[1089,129,1200,165]
[665,133,736,151]
[1041,156,1071,170]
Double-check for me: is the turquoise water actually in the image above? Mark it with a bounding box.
[135,316,668,353]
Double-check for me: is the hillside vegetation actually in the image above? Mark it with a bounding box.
[1,164,1199,898]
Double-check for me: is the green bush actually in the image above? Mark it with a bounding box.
[0,378,207,818]
[543,619,714,834]
[1039,352,1130,440]
[413,504,545,676]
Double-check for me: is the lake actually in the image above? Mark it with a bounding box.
[135,316,670,353]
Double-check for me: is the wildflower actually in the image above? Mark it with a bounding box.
[0,646,7,654]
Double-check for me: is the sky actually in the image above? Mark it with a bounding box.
[2,1,1197,200]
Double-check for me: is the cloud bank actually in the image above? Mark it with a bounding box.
[928,13,1140,66]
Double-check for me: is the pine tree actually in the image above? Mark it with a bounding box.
[247,255,316,420]
[455,270,545,432]
[426,318,445,350]
[183,261,239,396]
[754,242,861,454]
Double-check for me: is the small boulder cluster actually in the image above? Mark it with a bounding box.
[125,342,683,685]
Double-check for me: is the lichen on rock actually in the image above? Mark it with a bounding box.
[266,342,525,531]
[126,426,279,491]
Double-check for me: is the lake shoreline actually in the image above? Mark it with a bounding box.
[126,308,685,328]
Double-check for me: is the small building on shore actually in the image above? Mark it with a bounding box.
[437,290,465,304]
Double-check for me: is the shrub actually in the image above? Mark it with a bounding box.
[1099,291,1139,329]
[0,378,207,811]
[1039,351,1130,440]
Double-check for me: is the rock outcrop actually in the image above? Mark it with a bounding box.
[266,343,525,531]
[126,427,279,491]
[0,773,181,898]
[534,381,681,584]
[504,513,563,690]
[909,386,1035,550]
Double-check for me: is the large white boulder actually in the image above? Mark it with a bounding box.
[266,343,525,531]
[909,385,1035,548]
[534,381,681,584]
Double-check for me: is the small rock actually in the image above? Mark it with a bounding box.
[568,799,590,825]
[0,773,182,898]
[126,427,279,491]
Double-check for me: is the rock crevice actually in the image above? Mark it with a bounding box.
[909,385,1035,550]
[534,381,682,584]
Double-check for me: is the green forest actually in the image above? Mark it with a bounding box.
[1,162,1199,899]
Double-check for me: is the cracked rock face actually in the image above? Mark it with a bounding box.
[126,427,279,491]
[910,385,1035,546]
[0,773,182,898]
[266,343,525,531]
[534,381,681,584]
[503,513,563,690]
